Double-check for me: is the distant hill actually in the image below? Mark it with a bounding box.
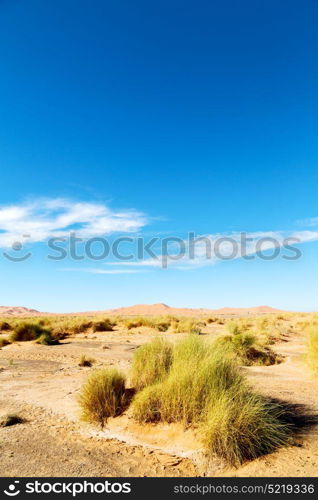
[0,306,42,316]
[101,303,284,317]
[0,303,284,317]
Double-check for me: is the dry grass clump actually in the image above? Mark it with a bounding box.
[131,335,292,465]
[10,322,59,345]
[0,321,12,331]
[173,319,202,334]
[154,320,171,332]
[79,368,126,427]
[0,337,11,348]
[226,320,241,335]
[68,321,93,334]
[123,317,155,330]
[79,354,96,367]
[0,414,25,427]
[92,319,115,332]
[306,327,318,374]
[202,390,292,466]
[216,332,281,366]
[50,318,93,336]
[122,316,171,332]
[130,337,173,390]
[206,317,217,324]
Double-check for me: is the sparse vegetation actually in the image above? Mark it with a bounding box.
[0,310,315,471]
[79,368,126,427]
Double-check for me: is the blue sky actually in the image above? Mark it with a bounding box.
[0,0,318,312]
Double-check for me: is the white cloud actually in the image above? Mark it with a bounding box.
[0,198,147,248]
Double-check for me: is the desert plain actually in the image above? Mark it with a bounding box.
[0,303,317,477]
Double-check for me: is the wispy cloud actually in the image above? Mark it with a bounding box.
[103,228,318,270]
[0,198,147,248]
[297,217,318,228]
[61,267,148,275]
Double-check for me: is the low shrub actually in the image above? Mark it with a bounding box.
[79,368,126,427]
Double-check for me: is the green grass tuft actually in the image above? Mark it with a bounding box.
[130,337,173,390]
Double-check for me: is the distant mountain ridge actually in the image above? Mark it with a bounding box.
[0,303,284,317]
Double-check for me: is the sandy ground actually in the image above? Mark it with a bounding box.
[0,318,318,477]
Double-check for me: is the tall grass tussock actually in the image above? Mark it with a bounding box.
[130,337,173,390]
[201,390,292,466]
